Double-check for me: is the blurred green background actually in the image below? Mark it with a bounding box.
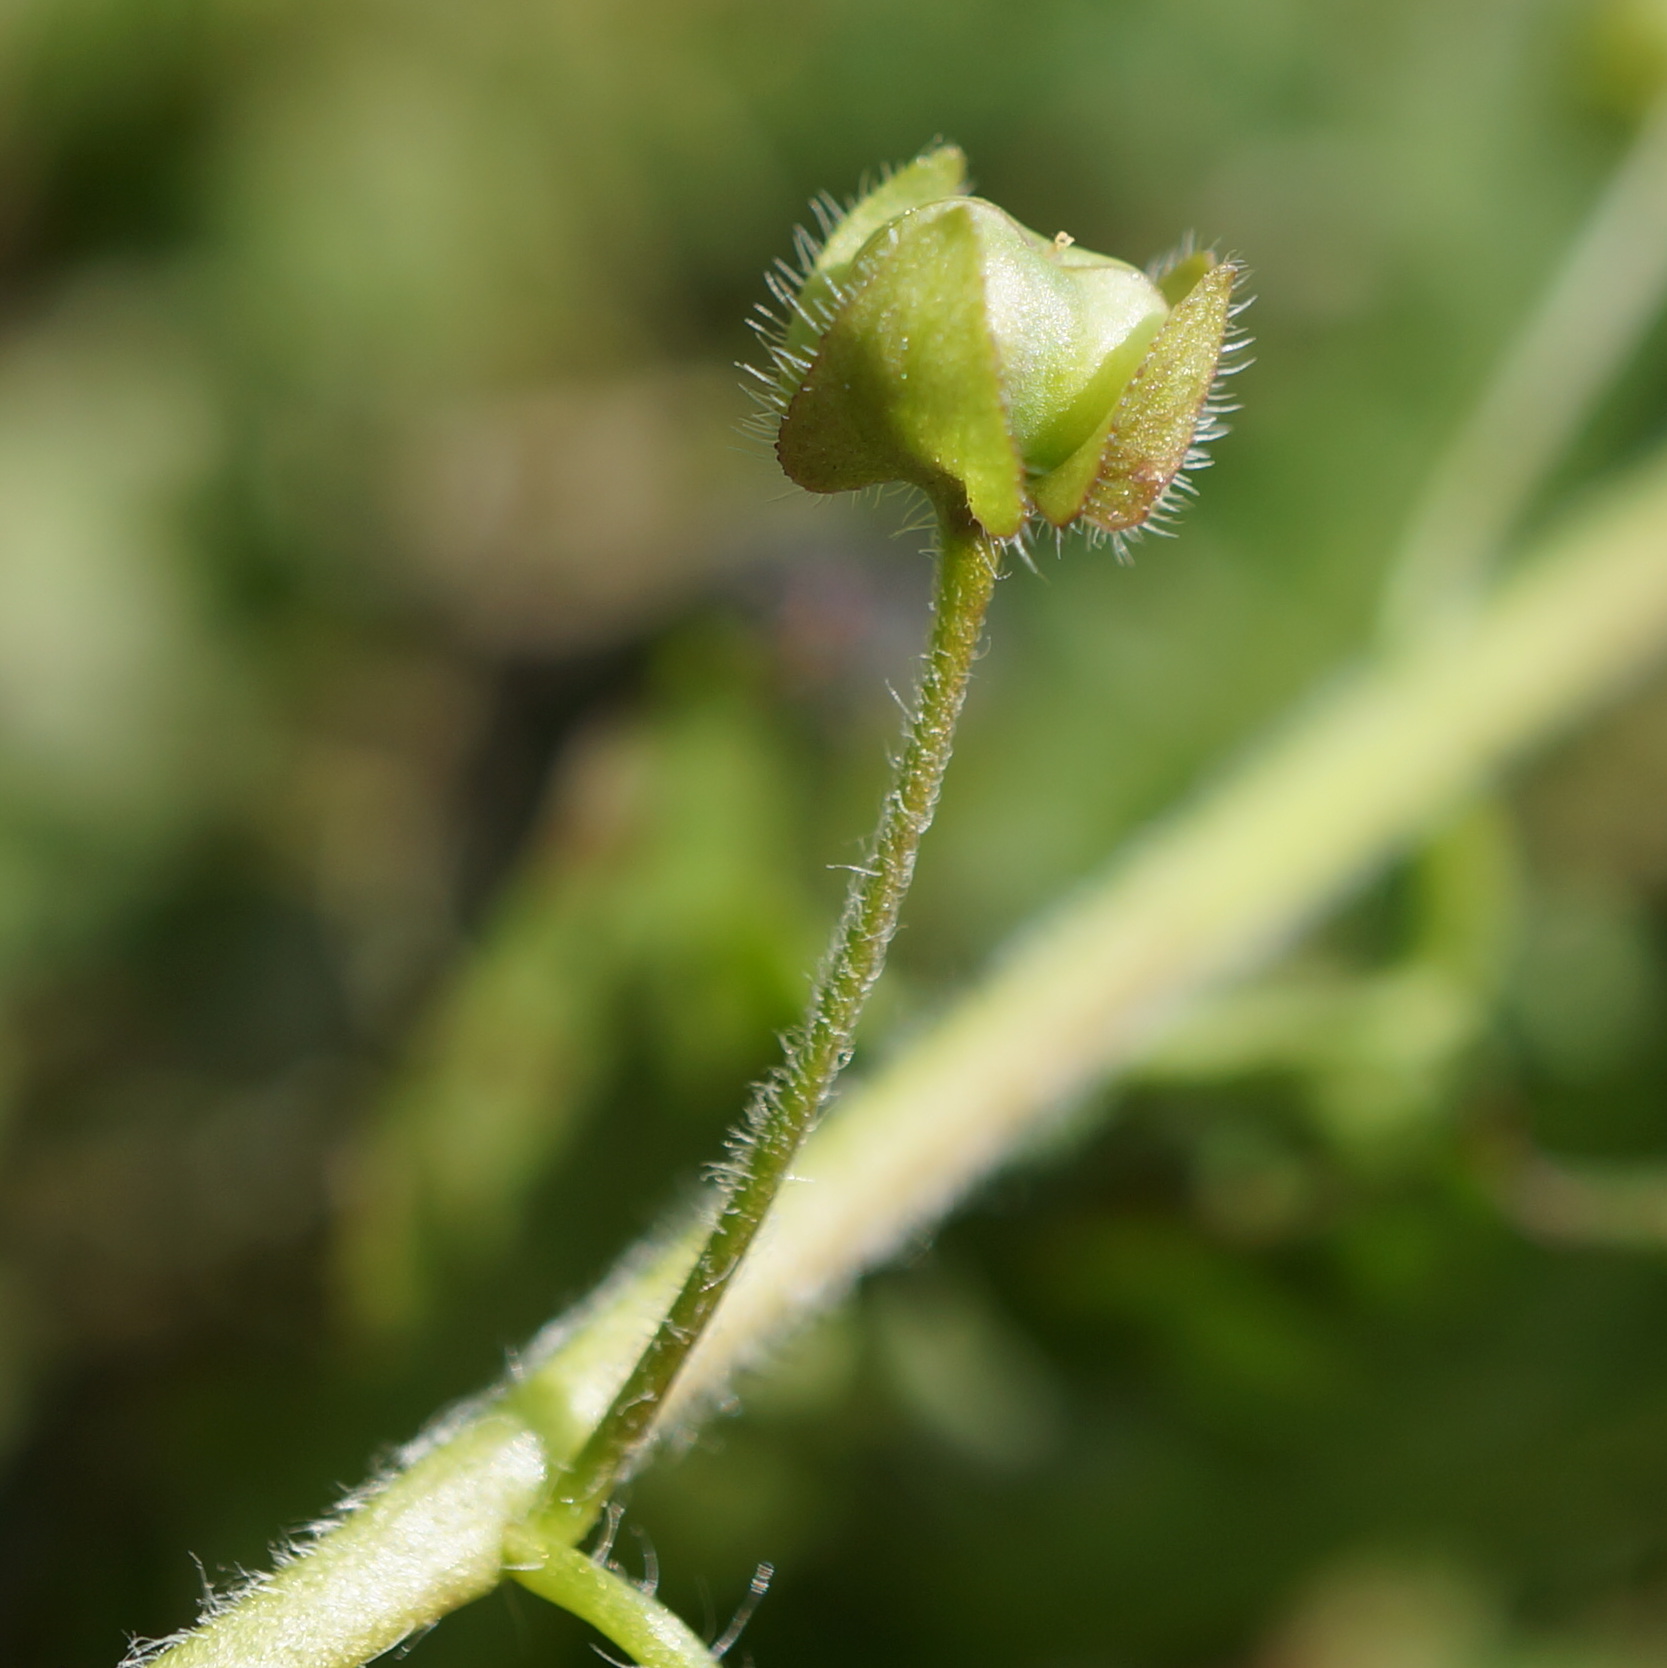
[5,0,1667,1664]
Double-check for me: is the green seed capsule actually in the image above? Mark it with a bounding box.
[756,145,1240,542]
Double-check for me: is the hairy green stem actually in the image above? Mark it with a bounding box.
[552,497,1000,1523]
[508,1544,719,1668]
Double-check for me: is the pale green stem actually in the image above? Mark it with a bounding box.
[136,1238,703,1668]
[1367,92,1667,1059]
[553,497,1000,1526]
[132,1412,548,1668]
[508,1545,719,1668]
[1378,90,1667,648]
[134,442,1667,1668]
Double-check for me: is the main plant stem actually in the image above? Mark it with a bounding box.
[551,497,999,1525]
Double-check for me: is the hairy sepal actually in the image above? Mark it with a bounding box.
[1033,257,1239,533]
[777,199,1028,537]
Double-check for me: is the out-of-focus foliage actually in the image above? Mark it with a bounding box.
[5,1,1667,1666]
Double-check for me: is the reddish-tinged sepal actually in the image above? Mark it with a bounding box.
[1032,257,1239,535]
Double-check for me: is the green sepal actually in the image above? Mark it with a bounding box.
[783,145,970,367]
[1033,258,1235,532]
[1156,249,1216,306]
[778,199,1028,537]
[994,237,1167,475]
[810,146,969,288]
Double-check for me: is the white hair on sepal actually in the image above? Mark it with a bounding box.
[736,176,871,436]
[808,191,841,240]
[890,483,941,539]
[1002,521,1042,575]
[1145,254,1254,539]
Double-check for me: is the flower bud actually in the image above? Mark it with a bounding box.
[753,146,1240,542]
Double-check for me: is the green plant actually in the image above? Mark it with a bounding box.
[128,97,1667,1666]
[131,146,1237,1668]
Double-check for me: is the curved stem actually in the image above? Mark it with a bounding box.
[551,496,1000,1525]
[509,1544,720,1668]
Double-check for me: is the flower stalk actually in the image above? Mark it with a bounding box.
[543,495,1000,1531]
[512,145,1240,1640]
